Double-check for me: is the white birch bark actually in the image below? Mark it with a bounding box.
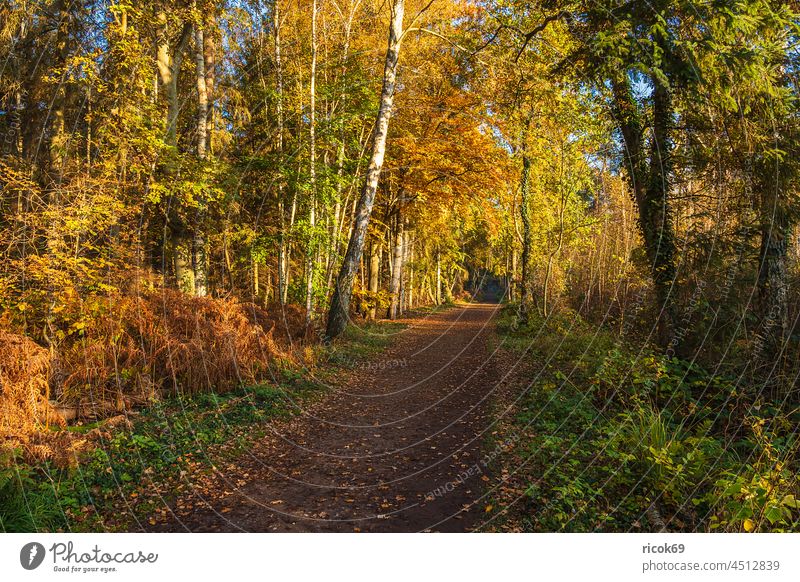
[326,0,405,339]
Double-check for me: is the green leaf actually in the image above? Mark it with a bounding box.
[764,506,783,525]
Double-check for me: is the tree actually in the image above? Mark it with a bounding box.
[325,0,406,340]
[305,0,319,326]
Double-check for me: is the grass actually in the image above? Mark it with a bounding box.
[481,307,641,531]
[0,315,410,533]
[481,304,800,532]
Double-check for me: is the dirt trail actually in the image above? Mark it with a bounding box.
[154,302,501,532]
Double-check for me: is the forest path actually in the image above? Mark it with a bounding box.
[153,302,502,532]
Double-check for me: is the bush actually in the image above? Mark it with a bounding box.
[0,332,65,438]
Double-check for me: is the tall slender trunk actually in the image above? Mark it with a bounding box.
[389,192,405,319]
[157,12,193,293]
[284,185,298,305]
[368,238,381,319]
[646,65,677,345]
[193,230,207,296]
[611,68,677,346]
[157,16,191,148]
[193,20,209,297]
[305,0,318,327]
[326,3,360,289]
[510,245,518,301]
[407,231,414,311]
[328,194,342,290]
[519,151,532,322]
[543,158,568,317]
[194,24,208,160]
[273,0,288,305]
[325,0,405,340]
[174,240,195,294]
[436,253,442,305]
[203,13,216,153]
[755,176,790,391]
[253,258,260,298]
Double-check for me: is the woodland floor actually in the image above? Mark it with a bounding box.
[148,302,503,532]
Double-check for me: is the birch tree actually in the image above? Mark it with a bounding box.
[325,0,406,339]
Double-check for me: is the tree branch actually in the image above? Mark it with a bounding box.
[514,11,569,62]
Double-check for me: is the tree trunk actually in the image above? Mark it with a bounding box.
[273,0,288,305]
[193,19,209,297]
[157,16,191,147]
[436,253,442,304]
[519,151,532,322]
[543,163,568,317]
[368,238,380,320]
[755,179,790,392]
[157,12,193,292]
[611,69,677,346]
[194,23,208,159]
[253,257,260,299]
[645,65,677,345]
[174,229,195,295]
[325,0,405,340]
[510,245,518,301]
[193,230,207,297]
[203,13,216,153]
[407,231,414,311]
[305,0,318,327]
[326,4,357,291]
[389,193,405,319]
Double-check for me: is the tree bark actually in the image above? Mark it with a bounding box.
[326,2,359,291]
[157,15,192,148]
[174,229,195,295]
[156,10,194,292]
[611,70,677,346]
[543,152,568,317]
[273,0,289,305]
[325,0,405,340]
[436,253,442,304]
[194,23,208,160]
[193,19,209,297]
[406,229,414,311]
[510,245,518,301]
[368,238,381,319]
[156,13,195,294]
[755,170,790,391]
[519,150,532,322]
[389,191,405,319]
[305,0,318,327]
[645,66,677,345]
[203,13,216,153]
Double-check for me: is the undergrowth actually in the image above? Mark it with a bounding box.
[0,316,408,532]
[485,304,800,532]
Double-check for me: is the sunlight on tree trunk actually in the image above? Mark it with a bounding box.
[305,0,319,327]
[389,191,405,319]
[193,18,209,297]
[519,149,532,323]
[325,0,405,340]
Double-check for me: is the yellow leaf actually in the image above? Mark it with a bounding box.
[743,518,755,532]
[484,505,493,513]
